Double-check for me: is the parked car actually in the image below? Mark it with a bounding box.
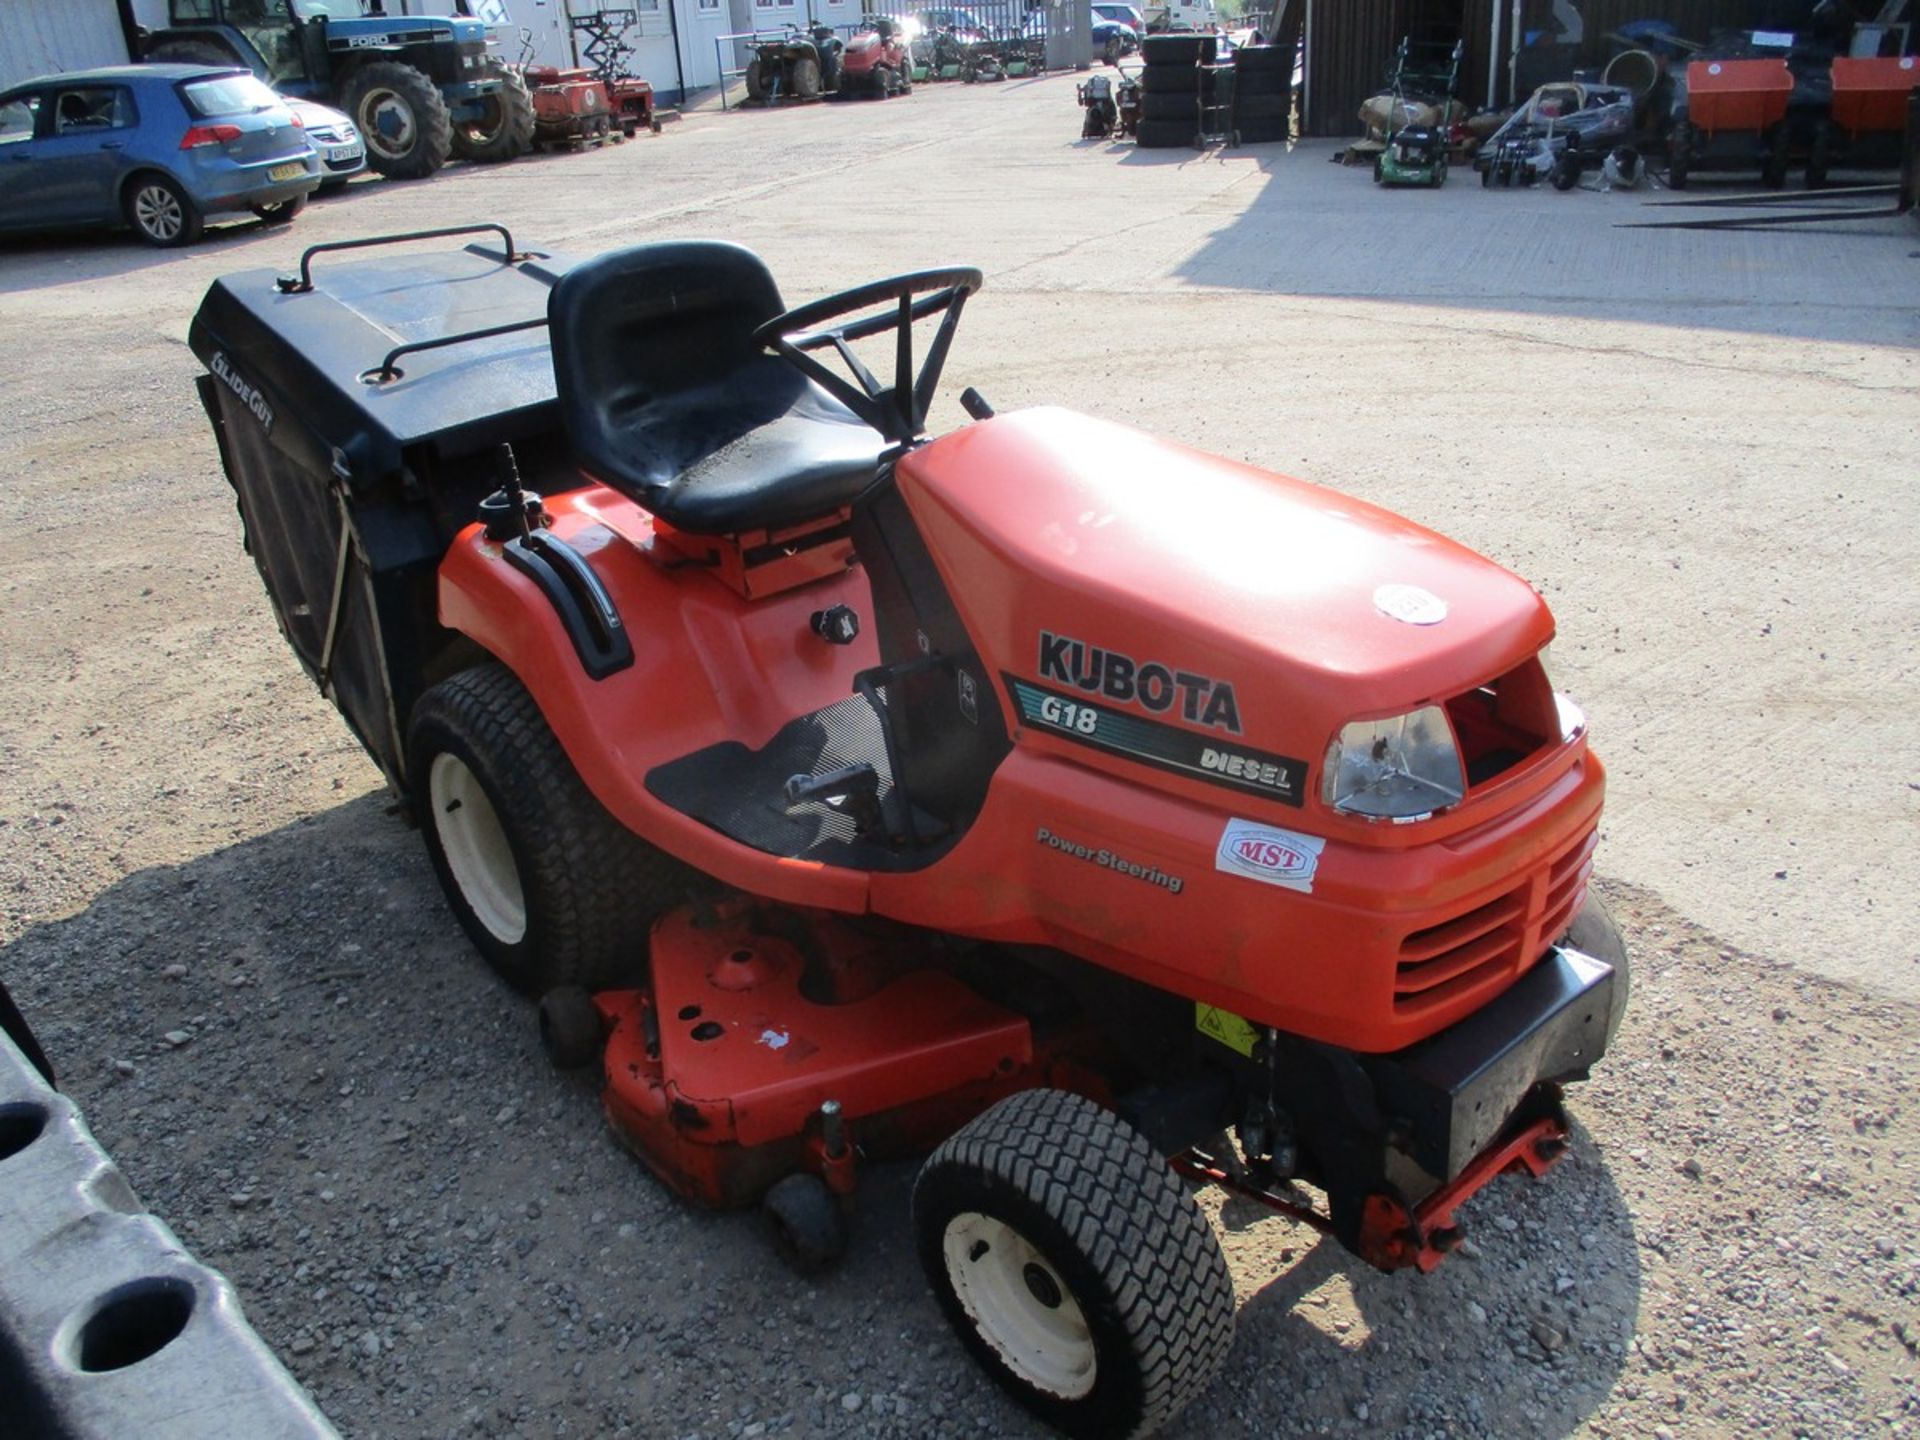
[0,65,319,248]
[1092,2,1147,31]
[284,96,364,192]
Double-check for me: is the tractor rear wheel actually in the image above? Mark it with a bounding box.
[341,60,452,180]
[914,1089,1234,1439]
[451,62,536,162]
[407,664,692,994]
[145,38,240,67]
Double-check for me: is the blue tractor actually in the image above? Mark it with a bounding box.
[141,1,534,179]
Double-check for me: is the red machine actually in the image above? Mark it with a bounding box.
[605,75,662,135]
[1808,55,1919,187]
[1670,57,1796,187]
[838,14,913,97]
[190,232,1629,1438]
[524,65,620,150]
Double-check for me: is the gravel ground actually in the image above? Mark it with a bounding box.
[3,74,1918,1439]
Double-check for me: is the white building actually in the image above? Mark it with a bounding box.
[0,0,132,91]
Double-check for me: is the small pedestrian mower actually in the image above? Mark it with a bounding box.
[1374,125,1449,186]
[190,226,1628,1438]
[1078,73,1120,139]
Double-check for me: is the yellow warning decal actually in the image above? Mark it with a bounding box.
[1195,1003,1259,1058]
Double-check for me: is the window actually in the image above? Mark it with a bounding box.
[52,88,134,135]
[170,0,217,20]
[182,73,281,118]
[0,96,40,145]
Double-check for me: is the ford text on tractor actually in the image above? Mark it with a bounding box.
[189,225,1629,1438]
[141,0,533,179]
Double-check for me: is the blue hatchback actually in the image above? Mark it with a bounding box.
[0,64,320,248]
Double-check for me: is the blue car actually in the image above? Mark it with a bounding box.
[0,64,319,248]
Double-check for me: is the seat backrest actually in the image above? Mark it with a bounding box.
[549,241,785,475]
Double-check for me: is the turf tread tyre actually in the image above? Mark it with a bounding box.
[1230,69,1290,96]
[408,663,693,993]
[1140,91,1200,123]
[1237,116,1289,144]
[1135,117,1198,148]
[451,62,536,161]
[915,1089,1233,1439]
[1231,45,1292,72]
[343,60,452,179]
[1233,93,1288,120]
[1141,34,1215,65]
[1139,64,1202,94]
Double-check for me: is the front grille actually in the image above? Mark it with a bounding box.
[1393,822,1598,1016]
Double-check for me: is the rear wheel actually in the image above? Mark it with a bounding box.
[451,62,535,162]
[1666,119,1692,189]
[1762,120,1791,189]
[342,60,452,179]
[124,173,202,248]
[144,38,239,67]
[407,663,693,994]
[794,57,822,98]
[914,1089,1234,1440]
[1805,119,1833,188]
[744,58,769,102]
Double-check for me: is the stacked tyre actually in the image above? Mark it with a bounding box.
[1136,33,1217,149]
[1232,44,1292,145]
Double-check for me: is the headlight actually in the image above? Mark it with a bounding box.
[1321,705,1464,820]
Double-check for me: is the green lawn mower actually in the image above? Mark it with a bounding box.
[1375,126,1449,187]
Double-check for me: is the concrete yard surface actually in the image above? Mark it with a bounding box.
[2,72,1917,1439]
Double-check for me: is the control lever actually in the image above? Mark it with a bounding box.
[784,763,884,836]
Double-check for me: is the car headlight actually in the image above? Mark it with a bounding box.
[1320,705,1464,820]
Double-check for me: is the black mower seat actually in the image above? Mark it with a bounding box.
[549,241,885,536]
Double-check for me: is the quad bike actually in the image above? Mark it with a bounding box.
[189,225,1627,1439]
[838,15,914,98]
[745,22,845,103]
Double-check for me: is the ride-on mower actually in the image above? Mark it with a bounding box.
[190,226,1627,1438]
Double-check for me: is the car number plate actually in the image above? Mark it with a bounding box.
[327,144,363,163]
[269,161,306,182]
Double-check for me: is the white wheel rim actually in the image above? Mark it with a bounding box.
[361,89,417,159]
[428,753,526,944]
[135,186,183,240]
[942,1212,1096,1400]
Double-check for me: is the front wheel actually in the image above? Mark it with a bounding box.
[124,173,202,247]
[407,664,694,994]
[793,57,822,98]
[914,1089,1234,1439]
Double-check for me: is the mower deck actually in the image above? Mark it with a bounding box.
[595,903,1045,1208]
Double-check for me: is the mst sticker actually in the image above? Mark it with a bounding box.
[1214,819,1325,893]
[1006,674,1306,806]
